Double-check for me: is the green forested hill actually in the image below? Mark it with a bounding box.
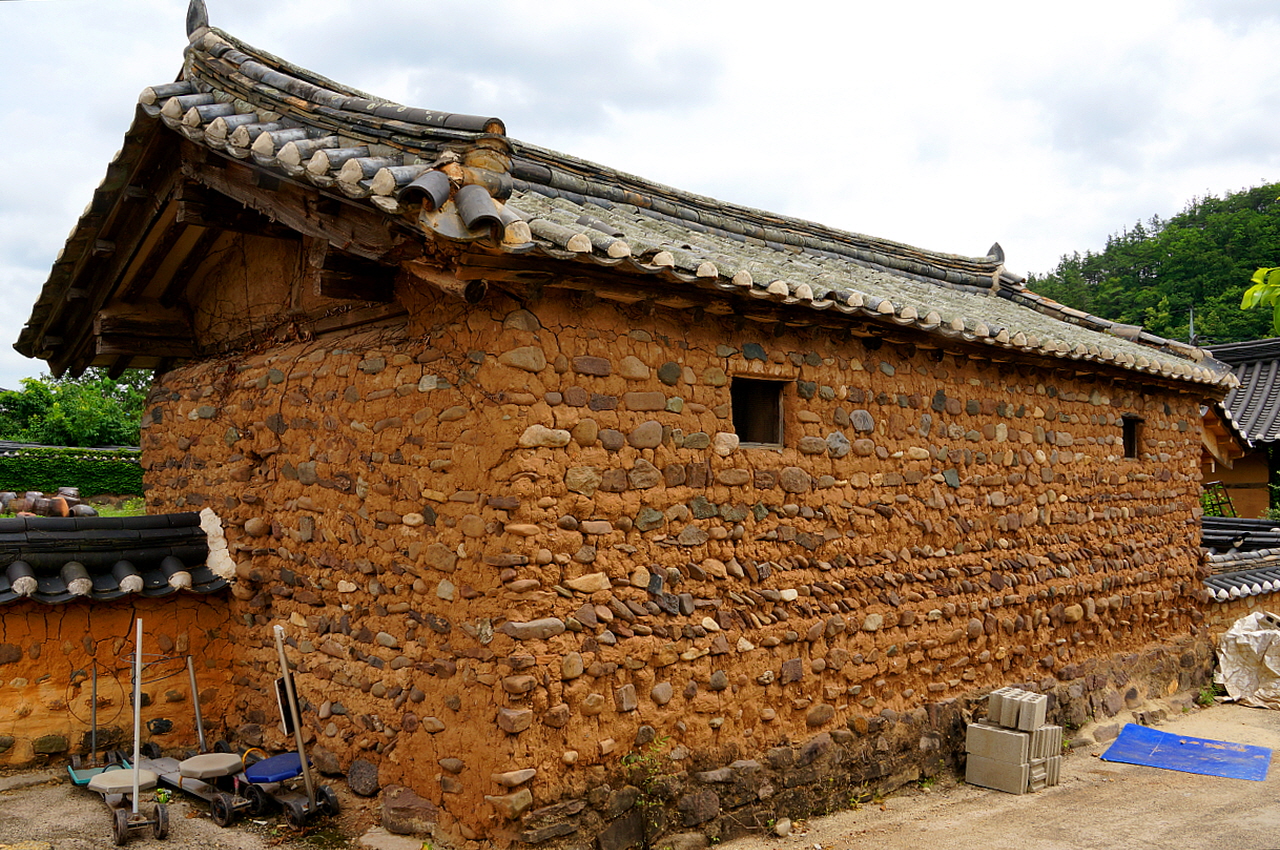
[1028,183,1280,345]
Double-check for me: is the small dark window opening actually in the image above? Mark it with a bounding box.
[731,378,785,446]
[1122,415,1143,459]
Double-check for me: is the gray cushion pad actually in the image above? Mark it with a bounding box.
[87,768,158,795]
[178,752,243,779]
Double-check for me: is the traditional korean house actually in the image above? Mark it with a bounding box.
[1203,338,1280,518]
[13,3,1239,844]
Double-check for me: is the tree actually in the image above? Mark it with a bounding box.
[0,369,151,447]
[1241,265,1280,336]
[1031,182,1280,345]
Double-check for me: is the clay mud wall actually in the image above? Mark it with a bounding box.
[139,284,1212,845]
[0,597,236,765]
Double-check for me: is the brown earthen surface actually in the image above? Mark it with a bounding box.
[121,285,1214,845]
[0,597,235,764]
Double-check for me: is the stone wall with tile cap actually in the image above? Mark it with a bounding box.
[0,597,237,765]
[139,287,1212,845]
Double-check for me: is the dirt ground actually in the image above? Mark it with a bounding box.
[0,768,378,850]
[722,699,1280,850]
[5,700,1280,850]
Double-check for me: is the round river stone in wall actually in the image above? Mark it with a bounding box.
[779,467,811,493]
[629,421,663,448]
[499,347,547,372]
[850,409,875,432]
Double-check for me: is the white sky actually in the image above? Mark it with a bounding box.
[3,0,1280,390]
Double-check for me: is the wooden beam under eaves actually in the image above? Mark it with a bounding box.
[175,180,300,240]
[179,152,402,263]
[317,250,397,303]
[93,301,195,360]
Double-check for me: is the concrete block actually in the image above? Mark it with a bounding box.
[1000,689,1020,728]
[1047,755,1061,786]
[1031,725,1061,760]
[1028,758,1047,792]
[987,687,1011,726]
[1016,692,1048,731]
[965,754,1028,795]
[966,722,1029,764]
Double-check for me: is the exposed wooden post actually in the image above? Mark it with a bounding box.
[403,260,487,304]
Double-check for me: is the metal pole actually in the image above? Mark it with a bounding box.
[187,656,206,753]
[90,663,98,765]
[131,618,142,815]
[273,625,315,807]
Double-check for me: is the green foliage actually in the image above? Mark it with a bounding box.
[1030,183,1280,344]
[1241,265,1280,335]
[0,446,143,497]
[622,736,672,847]
[92,496,147,517]
[0,368,150,447]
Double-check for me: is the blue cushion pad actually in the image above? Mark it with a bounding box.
[244,751,303,784]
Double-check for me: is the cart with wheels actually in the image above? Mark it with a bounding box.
[221,627,340,828]
[86,765,169,845]
[239,750,339,826]
[77,619,170,844]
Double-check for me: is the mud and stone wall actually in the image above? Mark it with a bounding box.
[1206,594,1278,636]
[138,281,1213,846]
[0,597,236,765]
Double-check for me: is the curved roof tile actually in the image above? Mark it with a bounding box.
[1206,339,1280,442]
[14,3,1239,392]
[0,512,227,605]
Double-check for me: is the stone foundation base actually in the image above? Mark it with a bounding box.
[412,635,1215,849]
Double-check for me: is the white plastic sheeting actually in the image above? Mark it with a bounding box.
[1218,611,1280,708]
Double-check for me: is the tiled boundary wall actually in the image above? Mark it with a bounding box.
[138,287,1212,845]
[0,598,236,765]
[1206,595,1280,635]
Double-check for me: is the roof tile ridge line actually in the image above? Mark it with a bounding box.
[183,56,486,152]
[1205,337,1280,363]
[197,26,379,102]
[509,141,998,270]
[516,179,1000,292]
[191,29,505,137]
[1005,288,1227,371]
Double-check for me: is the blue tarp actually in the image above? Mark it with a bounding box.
[1101,723,1272,782]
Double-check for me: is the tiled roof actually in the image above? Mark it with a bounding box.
[1202,516,1280,554]
[1201,517,1280,601]
[1205,561,1280,601]
[13,1,1238,392]
[0,512,228,605]
[1205,338,1280,442]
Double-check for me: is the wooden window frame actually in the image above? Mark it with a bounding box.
[731,377,787,447]
[1122,414,1143,460]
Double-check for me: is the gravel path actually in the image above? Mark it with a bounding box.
[0,769,370,850]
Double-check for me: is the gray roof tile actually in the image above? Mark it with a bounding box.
[0,512,227,605]
[13,6,1241,391]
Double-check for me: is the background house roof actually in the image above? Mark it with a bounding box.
[0,511,227,605]
[14,2,1238,392]
[1206,338,1280,442]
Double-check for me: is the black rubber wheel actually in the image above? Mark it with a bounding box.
[153,804,169,839]
[210,792,235,827]
[244,783,273,815]
[283,799,307,828]
[317,785,339,817]
[140,742,160,760]
[112,808,129,846]
[213,739,232,754]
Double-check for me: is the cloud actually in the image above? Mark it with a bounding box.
[5,0,1280,391]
